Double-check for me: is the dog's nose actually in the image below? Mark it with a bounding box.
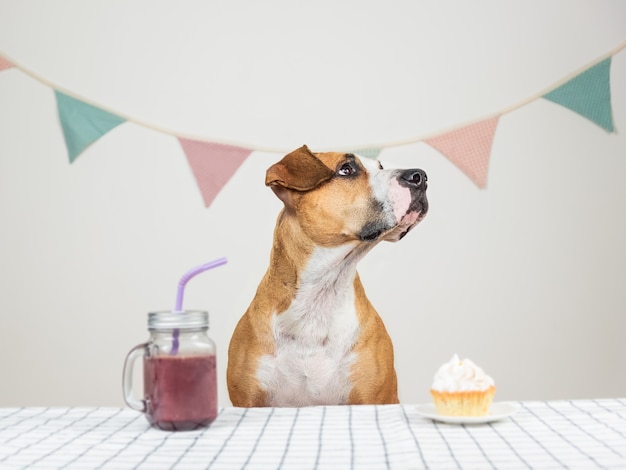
[401,169,427,189]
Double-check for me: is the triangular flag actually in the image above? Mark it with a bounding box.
[0,56,14,72]
[425,116,500,188]
[543,57,614,132]
[178,139,253,207]
[55,91,126,163]
[351,148,383,159]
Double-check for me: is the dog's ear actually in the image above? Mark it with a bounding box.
[265,145,334,192]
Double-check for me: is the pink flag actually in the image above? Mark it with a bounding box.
[425,116,500,188]
[0,56,14,72]
[178,138,253,207]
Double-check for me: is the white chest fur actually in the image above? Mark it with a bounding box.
[256,245,361,406]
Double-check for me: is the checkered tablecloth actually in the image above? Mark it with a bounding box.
[1,400,625,469]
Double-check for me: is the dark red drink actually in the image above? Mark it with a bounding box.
[144,354,217,431]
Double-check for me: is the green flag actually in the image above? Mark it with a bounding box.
[55,91,126,162]
[351,147,383,159]
[543,57,614,132]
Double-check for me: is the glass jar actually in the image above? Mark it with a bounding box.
[123,310,217,431]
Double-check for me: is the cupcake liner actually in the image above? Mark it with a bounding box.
[430,386,496,417]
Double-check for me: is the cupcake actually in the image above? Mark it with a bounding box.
[430,354,496,416]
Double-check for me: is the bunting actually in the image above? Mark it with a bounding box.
[178,139,253,207]
[0,41,623,204]
[425,117,500,189]
[543,57,614,132]
[0,56,13,71]
[351,148,383,160]
[55,91,126,163]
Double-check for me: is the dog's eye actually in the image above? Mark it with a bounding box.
[337,162,357,176]
[377,161,384,170]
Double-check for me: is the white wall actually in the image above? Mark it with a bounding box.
[0,0,625,408]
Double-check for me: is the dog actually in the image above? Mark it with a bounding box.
[227,145,428,407]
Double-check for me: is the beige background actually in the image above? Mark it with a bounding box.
[0,0,625,407]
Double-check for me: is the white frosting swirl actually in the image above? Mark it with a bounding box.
[431,354,495,392]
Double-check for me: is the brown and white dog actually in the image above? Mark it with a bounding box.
[227,145,428,407]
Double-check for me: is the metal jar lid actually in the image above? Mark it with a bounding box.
[147,310,209,330]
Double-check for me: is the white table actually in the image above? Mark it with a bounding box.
[1,399,625,469]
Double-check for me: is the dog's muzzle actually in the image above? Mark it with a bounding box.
[359,168,428,242]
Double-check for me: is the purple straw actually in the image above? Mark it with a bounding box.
[171,257,227,354]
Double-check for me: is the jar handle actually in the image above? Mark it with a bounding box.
[122,343,147,412]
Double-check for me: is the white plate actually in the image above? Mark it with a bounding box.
[415,402,519,424]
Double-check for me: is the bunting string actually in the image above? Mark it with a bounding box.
[0,40,624,205]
